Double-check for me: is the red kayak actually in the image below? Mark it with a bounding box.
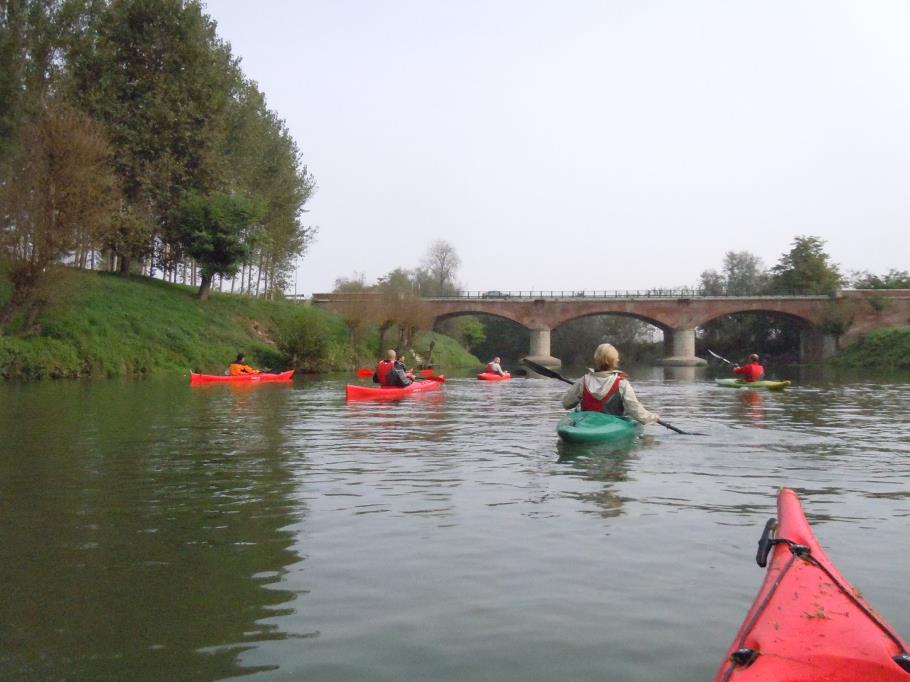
[477,371,511,381]
[345,378,443,400]
[716,488,910,681]
[190,370,294,384]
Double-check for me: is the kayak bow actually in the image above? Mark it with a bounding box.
[716,488,910,681]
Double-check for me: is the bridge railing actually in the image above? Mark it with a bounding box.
[427,289,808,299]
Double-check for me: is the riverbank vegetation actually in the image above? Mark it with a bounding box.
[1,0,315,331]
[0,269,478,380]
[831,326,910,371]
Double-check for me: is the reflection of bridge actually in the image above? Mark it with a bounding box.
[313,289,910,367]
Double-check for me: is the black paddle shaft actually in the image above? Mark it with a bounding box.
[521,358,704,436]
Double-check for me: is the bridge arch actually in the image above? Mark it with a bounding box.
[432,309,528,329]
[553,311,671,334]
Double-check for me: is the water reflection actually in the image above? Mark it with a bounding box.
[0,380,305,679]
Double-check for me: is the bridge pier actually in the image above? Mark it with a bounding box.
[799,328,837,363]
[660,327,707,366]
[525,328,561,376]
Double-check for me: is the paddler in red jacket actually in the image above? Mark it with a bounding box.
[733,354,765,382]
[561,343,659,425]
[228,353,259,376]
[485,356,506,376]
[373,349,397,386]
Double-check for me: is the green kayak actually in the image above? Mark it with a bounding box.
[715,378,791,391]
[557,410,640,443]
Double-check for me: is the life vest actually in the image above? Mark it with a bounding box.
[734,362,765,382]
[485,362,499,374]
[579,373,626,415]
[375,360,395,386]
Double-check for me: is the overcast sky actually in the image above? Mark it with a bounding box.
[207,1,910,295]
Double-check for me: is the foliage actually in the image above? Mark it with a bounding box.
[468,316,530,365]
[700,251,769,295]
[275,305,347,372]
[697,313,802,363]
[1,100,119,330]
[174,191,261,300]
[850,269,910,289]
[769,236,843,294]
[552,316,661,365]
[831,326,910,370]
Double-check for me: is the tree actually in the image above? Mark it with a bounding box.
[1,100,119,330]
[769,236,843,294]
[68,0,237,273]
[419,240,460,296]
[851,269,910,289]
[699,251,768,295]
[174,191,260,300]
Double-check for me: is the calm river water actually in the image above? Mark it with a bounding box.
[2,367,909,680]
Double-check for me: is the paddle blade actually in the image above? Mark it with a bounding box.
[424,374,446,383]
[521,358,575,384]
[356,367,373,377]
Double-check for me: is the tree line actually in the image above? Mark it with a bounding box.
[1,0,315,332]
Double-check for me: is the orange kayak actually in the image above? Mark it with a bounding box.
[345,379,443,400]
[477,371,511,381]
[716,488,910,681]
[190,370,294,384]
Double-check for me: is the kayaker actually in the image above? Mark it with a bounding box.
[373,350,397,386]
[387,352,413,388]
[561,343,659,425]
[228,353,259,376]
[733,353,765,382]
[485,356,506,376]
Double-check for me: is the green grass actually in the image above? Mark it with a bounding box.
[0,268,479,380]
[832,326,910,370]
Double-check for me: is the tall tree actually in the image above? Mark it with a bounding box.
[67,0,236,273]
[769,236,843,294]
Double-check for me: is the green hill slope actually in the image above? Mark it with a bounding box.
[0,269,479,379]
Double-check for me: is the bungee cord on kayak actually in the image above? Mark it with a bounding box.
[716,489,910,681]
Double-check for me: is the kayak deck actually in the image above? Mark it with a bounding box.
[190,370,294,384]
[715,378,791,391]
[556,410,639,444]
[345,379,442,400]
[715,488,910,681]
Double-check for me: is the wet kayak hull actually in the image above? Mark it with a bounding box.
[715,488,910,681]
[556,410,639,443]
[190,370,294,384]
[345,380,442,400]
[715,378,791,391]
[477,372,511,381]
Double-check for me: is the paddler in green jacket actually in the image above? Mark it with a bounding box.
[561,343,660,425]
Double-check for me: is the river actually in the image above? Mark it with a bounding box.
[2,367,909,680]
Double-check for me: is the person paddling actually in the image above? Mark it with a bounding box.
[733,353,765,382]
[561,343,659,425]
[228,353,259,376]
[373,349,397,386]
[485,356,506,376]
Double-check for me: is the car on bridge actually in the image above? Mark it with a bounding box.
[481,290,509,298]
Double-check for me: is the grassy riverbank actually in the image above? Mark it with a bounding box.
[831,326,910,371]
[0,269,479,380]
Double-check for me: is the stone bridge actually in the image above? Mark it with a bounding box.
[313,289,910,368]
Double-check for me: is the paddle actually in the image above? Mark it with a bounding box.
[707,349,737,367]
[521,358,704,436]
[356,367,373,377]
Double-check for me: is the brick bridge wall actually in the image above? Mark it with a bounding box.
[313,290,910,365]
